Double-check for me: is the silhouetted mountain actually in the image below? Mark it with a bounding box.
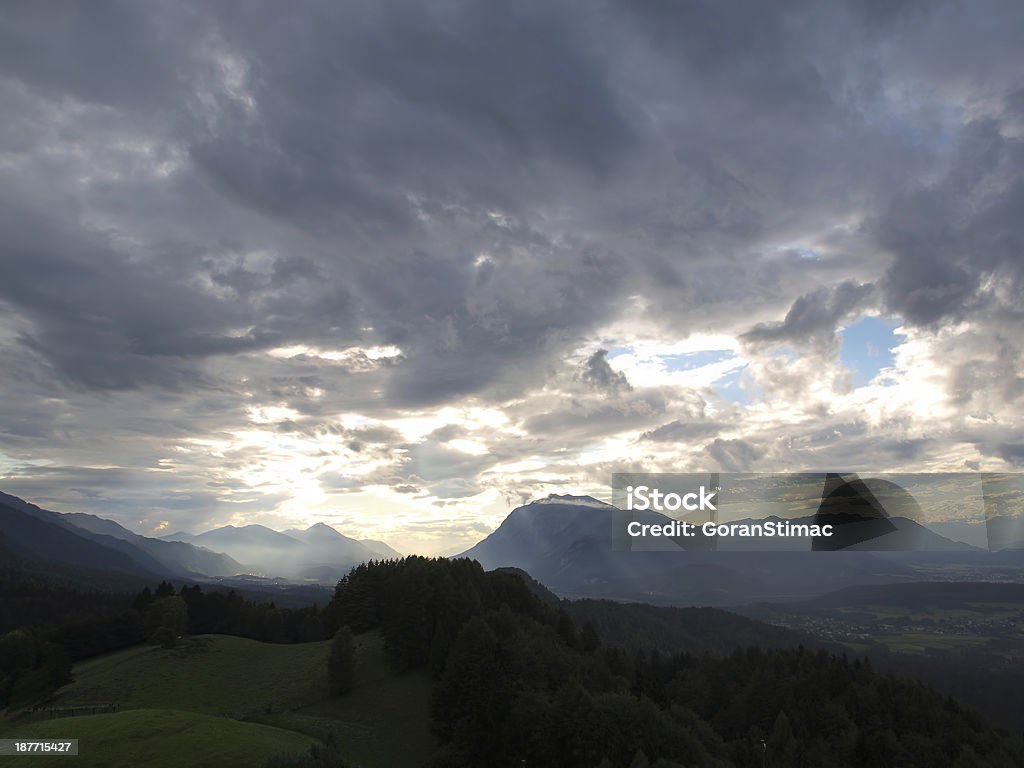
[284,522,381,564]
[359,538,403,559]
[986,514,1024,550]
[62,511,242,577]
[0,495,238,581]
[163,521,400,581]
[0,499,157,580]
[929,520,990,549]
[455,495,983,605]
[163,524,304,571]
[457,494,699,598]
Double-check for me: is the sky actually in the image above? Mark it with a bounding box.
[0,0,1022,555]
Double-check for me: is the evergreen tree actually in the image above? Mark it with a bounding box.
[328,626,355,695]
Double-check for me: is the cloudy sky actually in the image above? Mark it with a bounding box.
[1,0,1022,554]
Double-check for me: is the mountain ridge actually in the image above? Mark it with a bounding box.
[161,520,402,581]
[0,492,239,579]
[457,494,1010,605]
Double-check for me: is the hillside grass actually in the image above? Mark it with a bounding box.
[50,635,330,717]
[0,708,316,768]
[255,632,436,768]
[3,633,435,768]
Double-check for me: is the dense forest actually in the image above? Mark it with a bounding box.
[563,599,816,656]
[323,557,1024,768]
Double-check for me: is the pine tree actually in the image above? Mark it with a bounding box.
[328,627,355,695]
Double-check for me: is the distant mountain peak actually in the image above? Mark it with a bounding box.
[527,494,613,509]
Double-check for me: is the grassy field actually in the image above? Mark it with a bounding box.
[50,635,330,718]
[256,632,435,768]
[1,633,436,768]
[0,709,315,768]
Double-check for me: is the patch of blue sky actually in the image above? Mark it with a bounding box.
[773,244,823,261]
[840,316,906,387]
[657,349,736,371]
[791,247,820,260]
[714,364,759,405]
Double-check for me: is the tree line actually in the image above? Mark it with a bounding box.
[0,577,330,708]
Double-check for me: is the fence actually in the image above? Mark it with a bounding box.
[24,703,119,722]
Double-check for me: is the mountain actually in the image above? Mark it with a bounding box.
[285,524,401,560]
[360,538,403,559]
[0,498,157,580]
[284,522,380,563]
[457,494,772,603]
[986,514,1024,550]
[0,492,244,579]
[163,524,305,571]
[698,512,980,552]
[162,522,399,581]
[456,494,1013,606]
[62,512,243,577]
[927,520,991,549]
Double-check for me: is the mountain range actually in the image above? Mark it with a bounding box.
[3,489,1022,604]
[160,522,402,581]
[0,491,239,581]
[458,493,1023,605]
[0,491,401,585]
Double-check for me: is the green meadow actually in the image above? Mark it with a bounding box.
[2,709,316,768]
[1,633,435,768]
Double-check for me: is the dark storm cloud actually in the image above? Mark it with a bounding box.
[0,199,280,389]
[581,349,633,395]
[875,118,1024,326]
[0,0,923,400]
[1,0,1023,532]
[741,281,875,351]
[181,0,639,408]
[0,1,185,109]
[994,444,1024,466]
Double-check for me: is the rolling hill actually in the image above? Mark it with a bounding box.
[0,709,316,768]
[3,632,433,768]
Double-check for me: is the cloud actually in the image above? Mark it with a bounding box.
[0,0,1022,549]
[703,438,765,472]
[741,282,875,352]
[581,349,633,395]
[642,420,723,443]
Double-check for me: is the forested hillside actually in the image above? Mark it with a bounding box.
[324,557,1024,767]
